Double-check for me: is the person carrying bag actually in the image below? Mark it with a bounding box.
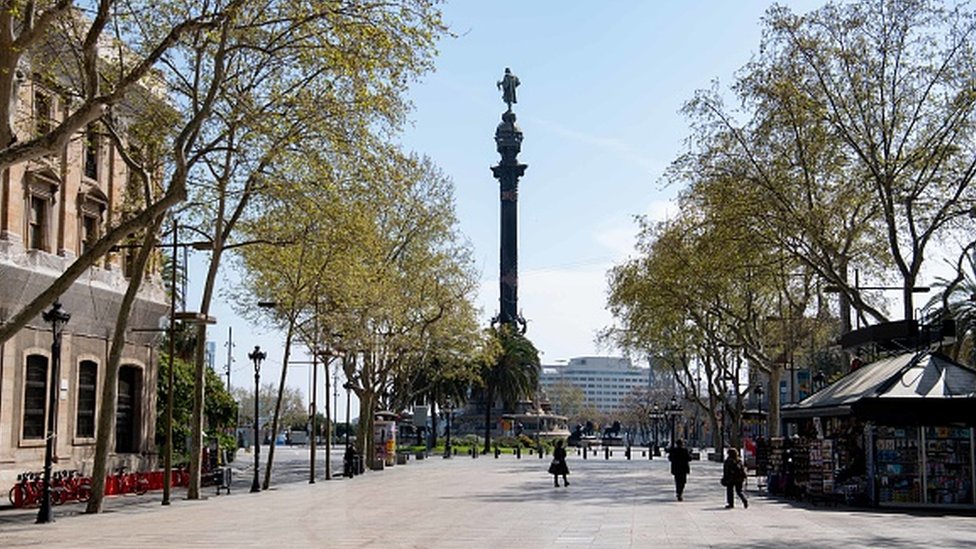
[549,439,570,487]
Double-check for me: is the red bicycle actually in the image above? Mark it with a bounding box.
[51,470,92,504]
[114,467,149,495]
[8,472,43,508]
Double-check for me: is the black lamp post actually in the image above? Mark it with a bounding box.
[332,366,339,449]
[249,346,266,493]
[666,395,681,448]
[443,397,454,459]
[37,300,70,524]
[343,381,352,450]
[754,383,765,437]
[650,403,663,456]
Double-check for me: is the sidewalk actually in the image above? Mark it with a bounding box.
[2,451,975,548]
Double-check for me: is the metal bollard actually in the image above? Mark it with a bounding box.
[583,446,587,459]
[516,446,522,459]
[539,446,543,459]
[605,447,610,460]
[495,446,500,458]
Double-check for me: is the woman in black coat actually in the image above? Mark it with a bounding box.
[722,448,749,508]
[549,439,570,487]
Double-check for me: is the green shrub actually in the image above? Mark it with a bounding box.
[493,436,519,448]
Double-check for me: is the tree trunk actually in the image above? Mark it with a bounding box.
[86,218,162,513]
[358,393,375,467]
[708,411,721,453]
[263,320,296,490]
[839,261,852,335]
[769,366,782,438]
[903,283,915,322]
[187,239,224,499]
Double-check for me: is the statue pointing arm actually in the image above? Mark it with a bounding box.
[497,67,520,110]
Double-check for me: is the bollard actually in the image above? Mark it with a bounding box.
[626,447,631,460]
[516,446,522,459]
[539,446,543,459]
[642,450,646,458]
[583,445,587,459]
[495,446,500,459]
[605,446,610,460]
[529,448,533,455]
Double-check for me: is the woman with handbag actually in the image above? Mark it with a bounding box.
[549,439,570,487]
[721,448,748,508]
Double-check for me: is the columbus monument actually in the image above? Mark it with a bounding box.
[491,67,528,333]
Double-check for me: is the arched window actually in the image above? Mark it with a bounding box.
[115,365,142,453]
[76,360,97,438]
[23,355,49,440]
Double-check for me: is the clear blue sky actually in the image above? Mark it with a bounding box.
[194,0,824,410]
[399,1,823,362]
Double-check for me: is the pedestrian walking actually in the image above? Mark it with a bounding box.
[721,448,748,508]
[667,439,692,501]
[549,439,570,487]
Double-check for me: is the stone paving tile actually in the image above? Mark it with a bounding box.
[2,452,976,548]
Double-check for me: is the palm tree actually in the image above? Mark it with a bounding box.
[926,245,976,365]
[480,325,540,453]
[392,355,473,447]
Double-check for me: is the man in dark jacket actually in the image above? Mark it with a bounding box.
[668,439,692,501]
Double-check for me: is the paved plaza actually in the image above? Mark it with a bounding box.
[2,447,975,548]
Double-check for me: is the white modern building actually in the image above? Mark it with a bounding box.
[540,357,650,413]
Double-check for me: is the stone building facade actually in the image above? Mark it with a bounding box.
[0,69,168,490]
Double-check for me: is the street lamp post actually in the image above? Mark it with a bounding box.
[321,345,342,481]
[443,398,454,459]
[344,381,352,450]
[122,221,213,506]
[163,219,178,506]
[650,403,663,456]
[666,395,681,448]
[36,301,70,524]
[754,383,765,437]
[332,365,339,449]
[249,346,266,493]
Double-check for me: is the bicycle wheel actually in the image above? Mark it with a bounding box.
[135,477,148,495]
[77,481,92,502]
[8,485,21,507]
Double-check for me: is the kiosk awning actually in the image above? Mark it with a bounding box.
[783,351,976,422]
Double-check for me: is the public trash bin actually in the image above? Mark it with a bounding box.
[213,467,232,495]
